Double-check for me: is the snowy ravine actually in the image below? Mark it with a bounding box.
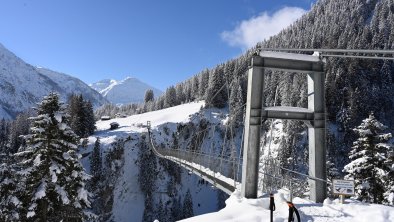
[81,101,220,221]
[81,101,394,221]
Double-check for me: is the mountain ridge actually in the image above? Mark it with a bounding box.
[0,43,108,119]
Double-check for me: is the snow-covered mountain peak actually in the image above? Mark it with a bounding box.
[90,77,163,105]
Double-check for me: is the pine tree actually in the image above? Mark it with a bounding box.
[157,198,165,222]
[0,159,23,222]
[182,189,194,219]
[15,92,91,221]
[206,67,227,108]
[198,69,209,99]
[90,137,102,185]
[171,196,182,221]
[144,89,154,103]
[344,113,392,204]
[68,94,95,138]
[165,86,177,108]
[229,78,244,128]
[142,194,155,222]
[7,112,30,154]
[82,100,96,137]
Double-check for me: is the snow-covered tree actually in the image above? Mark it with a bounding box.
[156,198,166,222]
[144,89,154,103]
[90,137,102,185]
[344,113,393,204]
[0,161,23,222]
[229,78,244,128]
[7,112,30,154]
[15,92,91,221]
[182,189,194,219]
[206,67,227,108]
[68,94,95,138]
[165,86,177,108]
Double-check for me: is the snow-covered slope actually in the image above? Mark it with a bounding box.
[90,77,162,105]
[36,68,108,108]
[0,43,107,119]
[83,101,222,221]
[182,190,394,222]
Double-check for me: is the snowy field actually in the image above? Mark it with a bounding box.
[95,101,205,135]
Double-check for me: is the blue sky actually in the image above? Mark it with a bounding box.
[0,0,315,91]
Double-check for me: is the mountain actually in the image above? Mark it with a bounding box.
[0,43,108,119]
[90,77,163,105]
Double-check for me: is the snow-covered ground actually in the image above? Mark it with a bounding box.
[87,101,394,221]
[82,101,222,221]
[95,101,204,135]
[181,190,394,222]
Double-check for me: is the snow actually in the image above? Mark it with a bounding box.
[182,190,394,222]
[62,152,71,160]
[91,100,394,221]
[33,154,42,166]
[260,51,322,62]
[77,187,90,207]
[0,43,106,119]
[264,106,313,113]
[26,211,36,218]
[10,196,21,206]
[49,163,61,183]
[111,139,145,222]
[95,101,205,135]
[55,185,70,204]
[83,101,223,222]
[33,181,47,200]
[89,77,163,105]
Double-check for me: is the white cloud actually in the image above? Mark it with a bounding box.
[221,7,307,49]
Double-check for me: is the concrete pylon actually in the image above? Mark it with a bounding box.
[241,51,326,203]
[241,56,265,198]
[307,72,327,203]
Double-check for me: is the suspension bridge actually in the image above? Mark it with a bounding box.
[145,49,394,203]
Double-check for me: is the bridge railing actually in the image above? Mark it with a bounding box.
[154,146,242,181]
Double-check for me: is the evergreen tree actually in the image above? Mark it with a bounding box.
[229,78,244,128]
[0,118,10,153]
[15,92,91,221]
[171,196,182,221]
[344,113,392,204]
[206,67,227,108]
[90,137,102,185]
[157,198,165,222]
[82,100,96,137]
[68,94,95,138]
[182,189,194,219]
[7,112,30,154]
[142,195,155,222]
[0,160,23,222]
[144,89,154,103]
[164,86,177,108]
[198,69,209,99]
[191,75,199,100]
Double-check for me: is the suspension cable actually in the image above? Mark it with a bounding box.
[258,48,394,60]
[258,48,394,54]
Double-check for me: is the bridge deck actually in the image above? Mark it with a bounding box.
[146,132,238,195]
